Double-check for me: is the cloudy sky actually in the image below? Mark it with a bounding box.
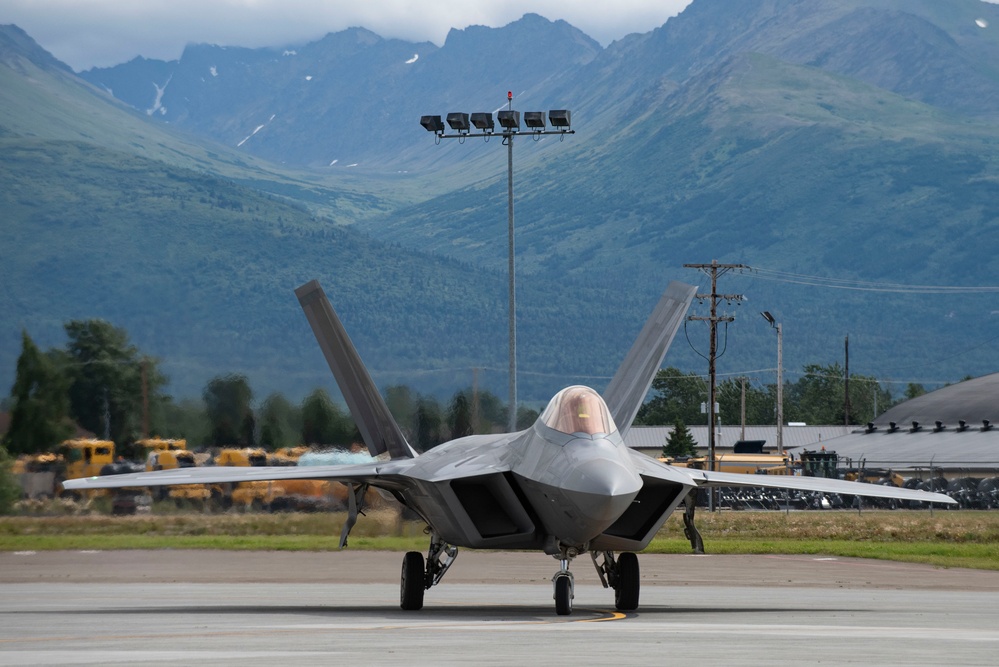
[3,0,694,71]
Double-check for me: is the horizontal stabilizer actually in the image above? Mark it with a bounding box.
[604,281,697,439]
[296,280,416,460]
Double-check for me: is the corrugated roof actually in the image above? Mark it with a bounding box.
[874,372,999,426]
[625,425,850,452]
[792,425,999,471]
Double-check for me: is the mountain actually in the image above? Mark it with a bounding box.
[80,15,601,169]
[0,23,652,404]
[6,0,999,410]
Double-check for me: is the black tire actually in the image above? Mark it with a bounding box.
[400,551,425,611]
[554,575,572,616]
[614,552,640,611]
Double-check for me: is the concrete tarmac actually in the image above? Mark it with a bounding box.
[2,550,998,666]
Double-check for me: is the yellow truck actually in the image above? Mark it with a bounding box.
[146,449,211,507]
[136,438,188,456]
[58,439,148,512]
[215,448,274,510]
[59,439,116,481]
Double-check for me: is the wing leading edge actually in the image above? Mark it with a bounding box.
[60,460,415,493]
[630,453,955,505]
[296,279,416,460]
[603,281,697,439]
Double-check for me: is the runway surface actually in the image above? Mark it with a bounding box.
[3,550,999,665]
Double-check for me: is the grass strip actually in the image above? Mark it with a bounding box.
[2,510,998,571]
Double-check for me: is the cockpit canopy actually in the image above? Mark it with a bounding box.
[539,386,617,436]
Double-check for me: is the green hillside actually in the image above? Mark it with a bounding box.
[0,29,644,403]
[354,54,999,385]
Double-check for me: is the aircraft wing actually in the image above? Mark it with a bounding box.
[668,462,954,505]
[61,460,416,493]
[603,281,697,439]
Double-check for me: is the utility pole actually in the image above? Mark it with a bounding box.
[844,335,851,427]
[141,358,149,439]
[684,260,747,511]
[740,376,747,442]
[762,311,784,455]
[472,367,480,435]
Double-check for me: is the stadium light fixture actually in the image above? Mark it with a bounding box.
[420,115,444,133]
[524,111,545,129]
[471,112,494,131]
[549,109,571,128]
[446,112,470,132]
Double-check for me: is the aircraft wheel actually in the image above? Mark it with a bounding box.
[614,552,640,611]
[554,575,573,616]
[400,551,425,611]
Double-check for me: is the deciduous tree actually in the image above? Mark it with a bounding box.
[203,374,255,447]
[63,320,166,450]
[300,388,353,447]
[259,392,299,450]
[2,331,74,455]
[634,367,707,426]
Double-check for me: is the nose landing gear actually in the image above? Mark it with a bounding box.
[552,556,575,615]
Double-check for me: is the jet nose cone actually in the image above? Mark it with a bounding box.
[563,459,642,526]
[566,459,643,497]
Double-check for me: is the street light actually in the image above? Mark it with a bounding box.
[421,92,575,432]
[761,311,783,455]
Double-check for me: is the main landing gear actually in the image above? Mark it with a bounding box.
[592,550,640,612]
[551,546,642,616]
[400,534,458,611]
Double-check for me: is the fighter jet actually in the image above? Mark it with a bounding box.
[64,279,955,615]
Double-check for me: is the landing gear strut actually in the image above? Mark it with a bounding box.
[682,489,705,554]
[400,533,458,611]
[549,543,584,615]
[592,550,641,611]
[552,554,575,616]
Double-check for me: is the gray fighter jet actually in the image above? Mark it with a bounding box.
[64,279,955,615]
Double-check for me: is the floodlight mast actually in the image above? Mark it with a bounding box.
[761,311,784,455]
[420,93,575,432]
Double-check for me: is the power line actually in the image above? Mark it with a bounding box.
[746,266,999,294]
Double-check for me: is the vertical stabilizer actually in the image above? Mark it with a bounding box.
[296,280,416,459]
[603,281,697,439]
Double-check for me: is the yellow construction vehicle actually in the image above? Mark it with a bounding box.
[136,438,187,457]
[146,449,211,507]
[214,448,273,510]
[661,452,792,475]
[843,468,904,487]
[58,439,115,481]
[56,440,151,511]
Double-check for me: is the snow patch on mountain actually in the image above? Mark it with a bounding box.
[146,77,171,116]
[237,114,276,147]
[405,54,419,64]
